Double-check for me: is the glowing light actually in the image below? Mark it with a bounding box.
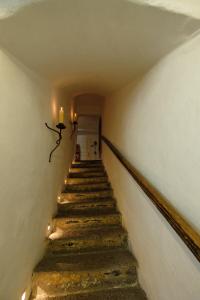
[21,291,26,300]
[64,179,67,184]
[47,225,51,231]
[58,196,61,201]
[49,228,64,240]
[51,96,57,122]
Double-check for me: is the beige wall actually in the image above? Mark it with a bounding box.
[130,0,200,19]
[74,93,104,116]
[102,34,200,300]
[0,49,73,299]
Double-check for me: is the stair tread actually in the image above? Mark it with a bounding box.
[71,160,103,165]
[57,200,116,215]
[49,225,126,240]
[72,160,102,164]
[32,249,137,298]
[75,160,102,163]
[58,197,115,213]
[66,177,108,185]
[58,197,115,205]
[31,287,147,300]
[46,226,127,255]
[65,182,110,186]
[64,183,111,193]
[69,167,105,173]
[71,164,103,168]
[35,249,136,272]
[56,209,119,218]
[61,190,113,201]
[68,172,106,178]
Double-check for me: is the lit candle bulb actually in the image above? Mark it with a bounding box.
[74,113,77,122]
[59,107,64,124]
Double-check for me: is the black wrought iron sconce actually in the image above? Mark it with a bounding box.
[45,122,66,162]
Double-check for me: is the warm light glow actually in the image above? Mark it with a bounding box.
[64,179,67,184]
[47,225,51,231]
[51,97,57,122]
[21,291,26,300]
[58,196,61,201]
[49,227,65,240]
[74,112,77,122]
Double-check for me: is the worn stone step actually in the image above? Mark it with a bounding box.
[46,225,127,255]
[31,286,147,300]
[73,160,102,165]
[64,182,111,193]
[32,249,137,298]
[68,171,106,178]
[66,177,108,185]
[71,163,103,168]
[57,207,117,217]
[57,198,116,214]
[54,212,121,230]
[59,190,113,202]
[69,167,105,173]
[72,159,102,163]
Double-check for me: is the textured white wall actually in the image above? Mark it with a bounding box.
[130,0,200,19]
[102,34,200,300]
[0,49,73,299]
[0,0,43,19]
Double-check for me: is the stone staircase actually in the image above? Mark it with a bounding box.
[31,160,147,299]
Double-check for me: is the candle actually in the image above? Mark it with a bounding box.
[74,113,77,122]
[59,107,64,123]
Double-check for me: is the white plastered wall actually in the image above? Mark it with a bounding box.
[0,49,73,299]
[102,34,200,300]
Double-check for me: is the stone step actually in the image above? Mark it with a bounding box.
[66,177,108,185]
[59,190,113,202]
[31,249,137,298]
[57,207,117,217]
[57,198,116,214]
[73,160,102,164]
[31,287,147,300]
[54,212,121,230]
[68,171,106,178]
[47,225,127,255]
[69,167,105,173]
[63,182,111,193]
[71,163,103,168]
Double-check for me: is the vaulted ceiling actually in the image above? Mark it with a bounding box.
[0,0,200,95]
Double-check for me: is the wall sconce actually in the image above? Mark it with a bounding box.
[45,107,66,162]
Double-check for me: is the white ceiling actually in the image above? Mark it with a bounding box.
[0,0,200,95]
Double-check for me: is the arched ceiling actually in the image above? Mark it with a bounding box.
[0,0,200,95]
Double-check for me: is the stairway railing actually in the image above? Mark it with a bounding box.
[102,135,200,263]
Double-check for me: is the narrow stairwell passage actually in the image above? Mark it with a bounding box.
[31,160,147,299]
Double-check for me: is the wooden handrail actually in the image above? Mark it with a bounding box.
[102,135,200,263]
